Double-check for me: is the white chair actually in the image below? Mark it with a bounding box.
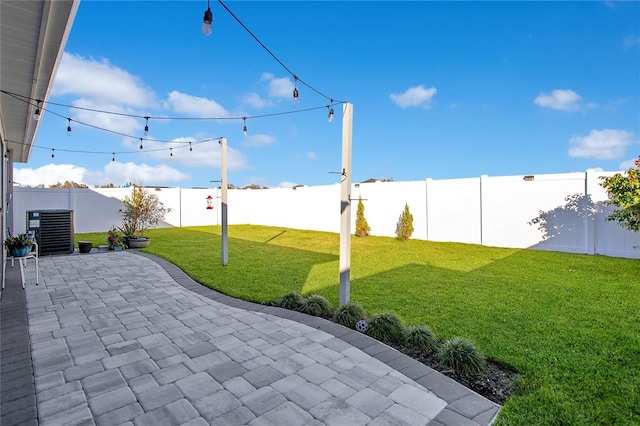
[2,242,39,290]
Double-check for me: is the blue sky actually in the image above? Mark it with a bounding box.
[14,0,640,188]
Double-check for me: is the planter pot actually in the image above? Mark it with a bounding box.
[113,246,123,251]
[127,238,150,249]
[78,241,92,253]
[11,245,33,257]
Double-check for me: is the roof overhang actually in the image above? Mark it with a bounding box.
[0,0,80,163]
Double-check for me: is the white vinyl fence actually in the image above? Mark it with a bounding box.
[10,170,640,259]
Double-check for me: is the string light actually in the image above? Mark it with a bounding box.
[242,117,247,136]
[202,0,213,36]
[139,138,143,149]
[33,100,41,121]
[144,116,150,136]
[189,142,193,152]
[170,148,173,157]
[293,76,299,104]
[327,106,334,123]
[112,152,115,162]
[51,149,55,159]
[67,118,72,136]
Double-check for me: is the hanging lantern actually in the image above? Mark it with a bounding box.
[206,195,214,210]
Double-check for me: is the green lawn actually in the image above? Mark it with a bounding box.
[77,225,640,425]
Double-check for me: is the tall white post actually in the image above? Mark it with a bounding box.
[220,137,229,266]
[339,103,353,305]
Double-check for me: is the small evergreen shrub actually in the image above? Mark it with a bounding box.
[332,302,367,329]
[366,312,407,346]
[396,203,414,241]
[438,337,486,376]
[299,294,332,316]
[355,196,371,237]
[273,292,305,310]
[406,325,439,351]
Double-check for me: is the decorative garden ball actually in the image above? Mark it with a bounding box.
[355,320,368,334]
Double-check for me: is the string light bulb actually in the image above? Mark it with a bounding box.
[67,118,72,135]
[170,148,173,157]
[51,149,55,159]
[189,142,193,152]
[202,0,213,36]
[33,100,42,121]
[328,106,334,123]
[139,138,143,150]
[112,153,115,162]
[144,116,150,136]
[243,117,247,136]
[293,75,299,104]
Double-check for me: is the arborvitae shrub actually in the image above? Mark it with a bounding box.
[355,196,371,237]
[273,292,305,310]
[332,302,367,329]
[438,337,486,376]
[366,312,407,346]
[406,325,439,351]
[396,203,414,241]
[299,294,332,317]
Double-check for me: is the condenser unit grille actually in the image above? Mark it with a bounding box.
[27,210,74,255]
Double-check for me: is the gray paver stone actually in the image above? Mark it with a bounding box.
[95,403,144,426]
[448,393,498,419]
[283,382,331,411]
[389,384,448,420]
[88,386,137,417]
[346,388,394,418]
[240,386,287,417]
[193,390,241,420]
[249,401,313,426]
[309,397,371,426]
[83,369,127,399]
[208,360,247,383]
[38,389,87,419]
[137,384,183,411]
[175,371,222,401]
[152,363,191,385]
[242,365,284,388]
[222,376,257,399]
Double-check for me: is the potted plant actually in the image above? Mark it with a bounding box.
[118,185,170,248]
[107,226,126,251]
[4,232,36,257]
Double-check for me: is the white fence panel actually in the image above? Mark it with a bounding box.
[9,170,640,259]
[426,177,481,244]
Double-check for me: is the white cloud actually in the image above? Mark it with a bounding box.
[568,129,636,160]
[306,151,316,159]
[619,158,639,170]
[534,89,582,111]
[241,134,276,147]
[53,53,156,108]
[164,91,229,118]
[139,137,248,170]
[242,92,273,109]
[71,98,141,135]
[624,35,640,48]
[390,85,437,108]
[13,161,189,187]
[260,73,294,98]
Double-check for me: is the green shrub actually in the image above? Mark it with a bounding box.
[396,203,414,241]
[366,312,407,345]
[333,302,367,328]
[406,325,439,351]
[438,337,486,376]
[273,292,305,310]
[299,294,332,316]
[355,196,371,237]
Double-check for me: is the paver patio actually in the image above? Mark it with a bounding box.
[0,250,500,425]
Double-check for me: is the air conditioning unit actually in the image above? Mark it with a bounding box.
[27,210,74,256]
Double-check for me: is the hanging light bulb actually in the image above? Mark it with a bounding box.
[189,142,193,152]
[243,117,247,136]
[328,106,334,123]
[139,138,143,150]
[144,116,150,136]
[112,153,115,162]
[33,100,42,121]
[293,76,299,104]
[51,149,55,159]
[170,148,173,157]
[67,118,72,135]
[202,0,213,36]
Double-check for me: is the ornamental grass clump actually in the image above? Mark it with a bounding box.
[332,302,367,329]
[299,294,332,317]
[273,292,305,310]
[438,337,486,376]
[366,312,407,346]
[406,325,439,351]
